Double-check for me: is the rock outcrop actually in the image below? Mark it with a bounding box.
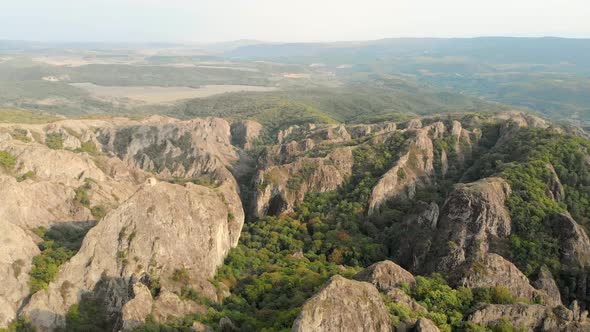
[292,275,392,332]
[551,213,590,268]
[0,219,40,327]
[423,177,512,275]
[546,164,565,202]
[368,122,445,214]
[459,253,552,304]
[347,122,396,139]
[414,318,440,332]
[253,147,353,217]
[468,302,590,331]
[353,260,415,292]
[277,124,351,145]
[534,266,563,307]
[0,135,147,328]
[97,117,243,179]
[230,120,263,150]
[22,180,244,331]
[0,138,147,229]
[0,116,251,329]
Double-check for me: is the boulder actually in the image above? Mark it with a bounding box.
[353,260,415,292]
[292,275,392,332]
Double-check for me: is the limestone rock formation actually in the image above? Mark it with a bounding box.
[97,117,242,179]
[0,219,40,327]
[404,201,439,229]
[551,213,590,268]
[22,181,244,331]
[0,138,146,229]
[368,122,445,214]
[494,112,550,146]
[253,147,353,217]
[353,260,416,292]
[546,164,565,202]
[414,318,440,332]
[533,266,563,307]
[277,124,351,145]
[424,177,512,275]
[468,302,590,331]
[0,116,250,329]
[292,275,392,332]
[0,134,147,328]
[230,120,263,150]
[390,201,440,271]
[459,253,552,304]
[120,283,153,330]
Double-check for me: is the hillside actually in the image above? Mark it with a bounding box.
[1,111,590,331]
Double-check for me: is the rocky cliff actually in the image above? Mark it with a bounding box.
[423,177,512,275]
[0,116,247,330]
[253,146,353,217]
[22,180,243,331]
[3,111,590,331]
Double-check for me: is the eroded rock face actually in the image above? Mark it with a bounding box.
[277,124,351,146]
[404,201,439,229]
[231,120,263,150]
[459,253,551,304]
[546,164,565,202]
[347,122,397,139]
[353,260,415,292]
[22,181,244,331]
[534,266,563,307]
[98,117,242,179]
[551,213,590,268]
[424,177,512,275]
[292,275,392,332]
[120,283,153,331]
[0,139,146,229]
[0,116,250,329]
[0,219,40,327]
[468,302,590,331]
[253,147,353,217]
[0,136,147,328]
[494,112,550,147]
[414,318,440,332]
[368,123,444,214]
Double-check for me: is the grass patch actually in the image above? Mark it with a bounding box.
[45,133,64,150]
[0,150,16,170]
[0,109,60,124]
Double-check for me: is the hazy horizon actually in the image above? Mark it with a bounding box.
[3,0,590,43]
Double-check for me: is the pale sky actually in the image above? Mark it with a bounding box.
[2,0,590,43]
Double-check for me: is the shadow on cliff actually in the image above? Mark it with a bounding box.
[26,275,131,332]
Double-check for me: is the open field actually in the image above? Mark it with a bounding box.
[69,83,278,104]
